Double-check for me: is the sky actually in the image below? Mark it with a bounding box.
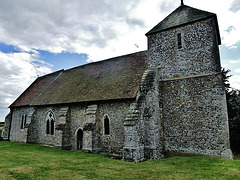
[0,0,240,122]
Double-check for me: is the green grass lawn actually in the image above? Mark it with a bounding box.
[0,141,240,180]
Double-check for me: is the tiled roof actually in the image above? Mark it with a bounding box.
[146,5,221,44]
[10,70,64,107]
[10,51,147,107]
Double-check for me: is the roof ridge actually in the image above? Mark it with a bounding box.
[38,69,64,79]
[64,50,147,72]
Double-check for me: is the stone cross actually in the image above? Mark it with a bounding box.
[181,0,184,5]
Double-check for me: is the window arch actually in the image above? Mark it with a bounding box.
[46,120,50,134]
[104,115,110,135]
[51,119,54,135]
[46,110,55,135]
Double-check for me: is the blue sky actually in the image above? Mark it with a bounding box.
[0,0,240,122]
[0,43,88,71]
[36,50,88,71]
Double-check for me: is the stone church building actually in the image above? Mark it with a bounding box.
[2,3,232,161]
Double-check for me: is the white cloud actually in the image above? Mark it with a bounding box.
[0,0,147,61]
[235,69,240,73]
[229,75,240,90]
[230,60,240,64]
[0,51,52,121]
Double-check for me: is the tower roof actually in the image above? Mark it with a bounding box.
[146,5,221,44]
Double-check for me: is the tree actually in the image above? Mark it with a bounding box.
[222,68,240,152]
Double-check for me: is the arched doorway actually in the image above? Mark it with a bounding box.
[77,129,83,150]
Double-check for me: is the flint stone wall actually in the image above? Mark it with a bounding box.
[9,100,131,157]
[68,101,131,155]
[33,106,64,148]
[147,18,221,79]
[9,107,35,142]
[161,73,231,157]
[97,101,132,156]
[2,113,11,140]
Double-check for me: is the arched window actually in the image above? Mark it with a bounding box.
[51,119,54,135]
[104,115,110,135]
[46,120,50,134]
[21,115,24,129]
[46,111,54,135]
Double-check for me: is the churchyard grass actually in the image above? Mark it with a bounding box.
[0,141,240,180]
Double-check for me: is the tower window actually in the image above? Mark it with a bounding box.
[177,33,182,49]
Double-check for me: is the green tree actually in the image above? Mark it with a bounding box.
[222,68,240,152]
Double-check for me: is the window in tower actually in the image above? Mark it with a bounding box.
[177,33,183,49]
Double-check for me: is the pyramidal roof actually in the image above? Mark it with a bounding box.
[146,5,221,44]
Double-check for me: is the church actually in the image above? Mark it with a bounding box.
[2,2,232,161]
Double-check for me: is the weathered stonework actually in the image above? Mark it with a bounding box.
[123,69,163,161]
[6,100,132,157]
[148,18,221,78]
[160,73,231,157]
[98,101,132,156]
[2,113,12,140]
[9,107,36,143]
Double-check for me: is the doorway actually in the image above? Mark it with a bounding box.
[77,129,83,150]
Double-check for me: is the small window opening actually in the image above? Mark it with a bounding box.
[21,115,24,129]
[46,120,50,134]
[177,33,182,49]
[24,115,27,127]
[104,116,110,135]
[21,114,26,129]
[51,119,54,135]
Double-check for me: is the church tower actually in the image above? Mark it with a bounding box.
[145,3,231,158]
[123,3,231,162]
[146,4,221,77]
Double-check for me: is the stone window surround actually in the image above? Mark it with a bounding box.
[46,110,55,135]
[103,114,110,136]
